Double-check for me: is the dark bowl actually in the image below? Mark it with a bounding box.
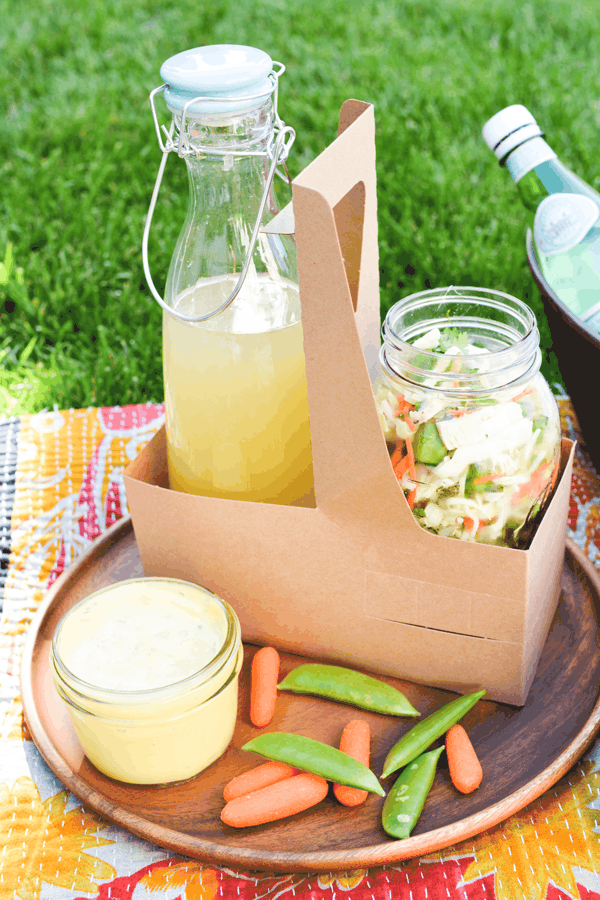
[526,229,599,473]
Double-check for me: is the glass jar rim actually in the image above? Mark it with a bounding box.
[380,286,541,396]
[51,577,241,705]
[382,286,537,355]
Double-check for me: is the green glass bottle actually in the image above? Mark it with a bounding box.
[482,104,600,335]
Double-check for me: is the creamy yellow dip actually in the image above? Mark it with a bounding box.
[58,580,222,690]
[52,578,242,784]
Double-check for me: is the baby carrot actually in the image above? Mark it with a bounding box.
[251,646,280,727]
[223,761,299,803]
[334,720,371,807]
[446,724,482,794]
[221,772,328,828]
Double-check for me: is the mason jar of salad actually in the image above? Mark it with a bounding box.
[374,287,561,547]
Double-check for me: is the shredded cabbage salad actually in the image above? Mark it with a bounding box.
[375,326,561,547]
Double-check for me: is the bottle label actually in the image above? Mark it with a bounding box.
[506,137,557,182]
[534,193,600,255]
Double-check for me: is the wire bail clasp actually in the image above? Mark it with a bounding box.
[142,64,295,323]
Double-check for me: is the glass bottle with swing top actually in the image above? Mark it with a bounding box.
[144,45,314,506]
[482,104,600,336]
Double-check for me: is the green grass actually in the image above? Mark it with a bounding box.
[3,0,600,416]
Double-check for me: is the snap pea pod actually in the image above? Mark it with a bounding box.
[242,732,385,796]
[382,745,445,839]
[277,664,420,717]
[382,689,486,778]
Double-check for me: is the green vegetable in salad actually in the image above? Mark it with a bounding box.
[413,423,447,466]
[437,328,471,353]
[465,463,503,498]
[533,415,549,444]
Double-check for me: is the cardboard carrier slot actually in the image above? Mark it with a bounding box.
[125,101,574,706]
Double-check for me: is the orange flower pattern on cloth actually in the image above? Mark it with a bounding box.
[424,759,600,900]
[139,861,220,899]
[0,405,165,740]
[0,776,115,899]
[317,870,368,890]
[1,400,600,900]
[463,761,600,900]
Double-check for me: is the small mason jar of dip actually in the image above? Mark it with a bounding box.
[51,578,242,784]
[373,286,561,548]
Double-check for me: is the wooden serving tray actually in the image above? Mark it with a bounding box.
[21,517,600,873]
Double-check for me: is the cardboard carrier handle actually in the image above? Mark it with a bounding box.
[291,100,415,527]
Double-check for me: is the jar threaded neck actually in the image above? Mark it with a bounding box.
[380,286,540,397]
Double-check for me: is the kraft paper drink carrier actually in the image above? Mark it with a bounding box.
[125,101,575,706]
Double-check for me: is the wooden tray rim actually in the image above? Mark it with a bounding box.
[20,516,600,873]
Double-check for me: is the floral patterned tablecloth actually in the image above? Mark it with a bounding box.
[1,398,600,900]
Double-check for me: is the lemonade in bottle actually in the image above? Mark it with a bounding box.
[144,45,314,505]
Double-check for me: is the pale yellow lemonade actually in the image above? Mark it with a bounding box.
[163,272,315,505]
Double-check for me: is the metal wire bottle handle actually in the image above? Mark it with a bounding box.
[142,70,296,323]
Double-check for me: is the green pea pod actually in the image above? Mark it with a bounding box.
[382,745,444,839]
[242,732,385,796]
[382,689,486,778]
[278,664,420,718]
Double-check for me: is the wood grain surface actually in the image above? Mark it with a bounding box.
[20,517,600,872]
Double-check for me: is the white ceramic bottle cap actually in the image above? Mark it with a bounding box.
[160,44,275,116]
[482,104,543,160]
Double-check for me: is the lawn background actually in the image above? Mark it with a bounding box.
[2,0,600,416]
